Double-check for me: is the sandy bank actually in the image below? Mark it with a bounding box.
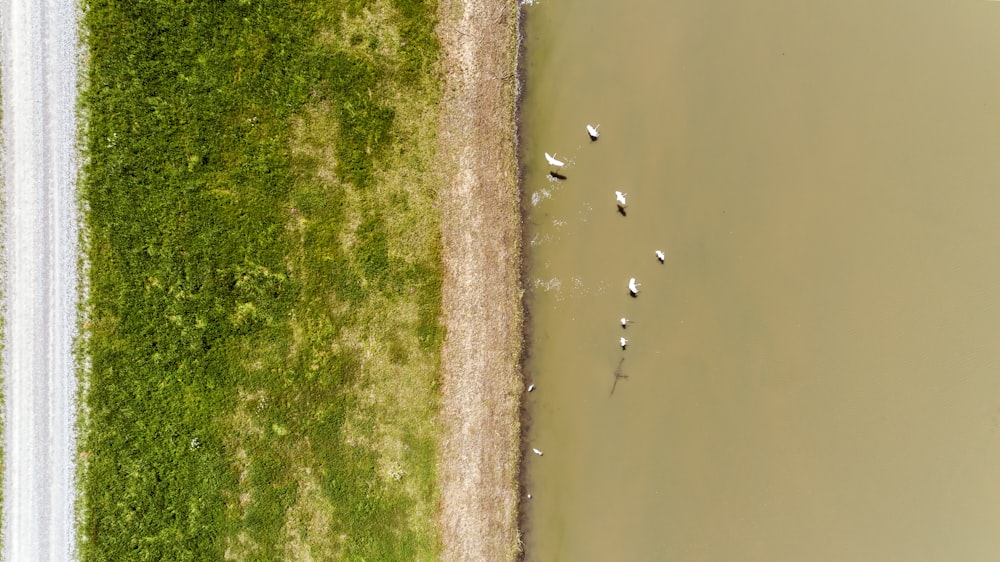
[435,0,524,559]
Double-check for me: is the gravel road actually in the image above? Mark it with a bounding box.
[1,0,80,559]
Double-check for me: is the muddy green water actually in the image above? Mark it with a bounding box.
[521,2,1000,560]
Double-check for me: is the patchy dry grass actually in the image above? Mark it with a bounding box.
[78,0,523,557]
[435,0,524,560]
[79,0,447,559]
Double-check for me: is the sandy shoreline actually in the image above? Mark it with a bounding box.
[435,0,524,559]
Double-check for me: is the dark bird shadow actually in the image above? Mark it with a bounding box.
[549,171,567,180]
[617,205,627,217]
[610,358,628,396]
[629,291,638,298]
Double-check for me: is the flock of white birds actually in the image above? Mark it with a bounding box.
[528,124,668,463]
[548,125,665,350]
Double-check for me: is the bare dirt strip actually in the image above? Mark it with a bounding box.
[0,0,80,559]
[436,0,524,559]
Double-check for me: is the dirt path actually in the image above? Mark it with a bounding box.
[435,0,523,559]
[0,0,80,559]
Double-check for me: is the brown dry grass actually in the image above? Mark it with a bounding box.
[435,0,524,559]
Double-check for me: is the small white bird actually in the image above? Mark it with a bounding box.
[655,250,665,263]
[532,448,544,456]
[586,124,600,140]
[620,336,628,350]
[628,277,640,296]
[615,191,627,207]
[527,384,535,392]
[527,494,533,499]
[620,317,629,328]
[544,152,565,167]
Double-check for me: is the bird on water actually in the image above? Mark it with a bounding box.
[628,277,640,296]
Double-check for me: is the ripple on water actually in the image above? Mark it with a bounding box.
[530,188,552,206]
[533,277,562,296]
[529,232,553,247]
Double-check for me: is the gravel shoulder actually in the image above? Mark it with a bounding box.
[0,0,80,559]
[435,0,524,559]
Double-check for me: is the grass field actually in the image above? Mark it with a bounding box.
[79,0,445,559]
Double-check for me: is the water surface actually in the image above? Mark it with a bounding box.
[522,2,1000,560]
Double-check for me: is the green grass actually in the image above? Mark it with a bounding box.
[79,0,444,559]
